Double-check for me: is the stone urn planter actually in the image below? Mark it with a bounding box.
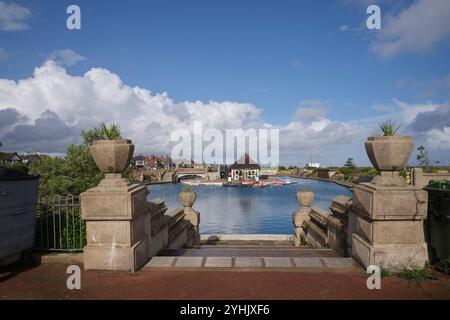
[179,191,196,208]
[90,139,134,173]
[296,191,314,208]
[364,136,414,172]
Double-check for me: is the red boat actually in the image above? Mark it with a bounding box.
[252,183,266,188]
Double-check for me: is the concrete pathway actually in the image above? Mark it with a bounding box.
[145,245,357,271]
[2,263,450,299]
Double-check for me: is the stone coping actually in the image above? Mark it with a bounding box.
[201,234,294,241]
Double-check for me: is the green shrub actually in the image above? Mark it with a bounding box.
[380,267,390,278]
[35,201,86,251]
[182,185,193,192]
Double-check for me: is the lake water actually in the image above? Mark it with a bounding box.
[147,178,352,235]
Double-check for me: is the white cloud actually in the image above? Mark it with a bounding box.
[48,49,86,67]
[292,99,329,123]
[0,61,448,165]
[425,127,450,151]
[0,1,31,31]
[371,0,450,58]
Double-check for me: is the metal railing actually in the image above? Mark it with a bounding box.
[35,195,85,252]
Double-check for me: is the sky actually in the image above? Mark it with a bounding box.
[0,0,449,166]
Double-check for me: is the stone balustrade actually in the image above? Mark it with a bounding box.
[167,207,189,248]
[327,195,352,257]
[81,148,200,271]
[305,207,329,248]
[411,167,450,189]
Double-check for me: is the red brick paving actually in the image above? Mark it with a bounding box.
[1,263,450,300]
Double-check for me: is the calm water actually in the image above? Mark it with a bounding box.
[147,178,352,235]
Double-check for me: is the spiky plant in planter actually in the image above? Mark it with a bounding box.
[100,123,122,140]
[379,120,401,136]
[365,120,414,186]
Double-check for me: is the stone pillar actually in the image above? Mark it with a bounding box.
[350,177,428,271]
[179,191,200,247]
[81,173,151,272]
[293,191,314,246]
[184,207,200,247]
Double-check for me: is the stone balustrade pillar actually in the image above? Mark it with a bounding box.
[293,191,314,246]
[81,173,151,272]
[179,190,200,247]
[184,207,200,247]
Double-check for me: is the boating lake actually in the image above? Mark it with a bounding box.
[147,177,352,235]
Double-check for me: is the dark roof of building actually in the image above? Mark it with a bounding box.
[229,154,261,170]
[133,155,146,161]
[0,152,22,161]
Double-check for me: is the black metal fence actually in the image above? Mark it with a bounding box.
[35,195,86,252]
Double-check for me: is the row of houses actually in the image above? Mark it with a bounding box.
[131,154,217,171]
[131,153,267,182]
[131,155,176,170]
[0,152,42,167]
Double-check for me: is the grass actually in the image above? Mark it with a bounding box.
[380,267,390,279]
[379,120,401,136]
[396,266,435,281]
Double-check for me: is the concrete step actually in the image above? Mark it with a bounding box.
[201,240,294,247]
[144,256,357,270]
[160,246,338,258]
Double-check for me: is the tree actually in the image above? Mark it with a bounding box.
[416,145,430,166]
[344,157,356,169]
[30,127,104,196]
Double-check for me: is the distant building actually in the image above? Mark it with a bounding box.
[315,168,338,179]
[132,155,146,170]
[21,153,42,167]
[306,162,321,168]
[0,152,22,165]
[229,154,261,181]
[144,155,173,170]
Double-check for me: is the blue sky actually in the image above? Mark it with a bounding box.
[0,0,449,166]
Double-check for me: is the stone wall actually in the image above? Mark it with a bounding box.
[411,167,450,189]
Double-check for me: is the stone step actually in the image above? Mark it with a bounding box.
[160,247,337,258]
[144,256,357,270]
[201,240,294,247]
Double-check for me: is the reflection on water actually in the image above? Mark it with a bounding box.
[147,178,352,235]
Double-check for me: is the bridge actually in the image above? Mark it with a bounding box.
[175,168,207,181]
